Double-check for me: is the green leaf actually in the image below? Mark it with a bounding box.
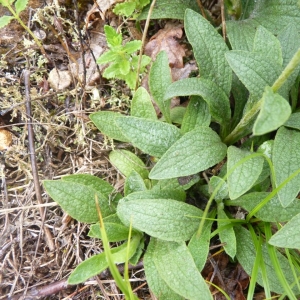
[124,170,147,195]
[151,179,186,201]
[88,218,131,242]
[68,234,142,284]
[131,87,157,120]
[225,51,282,102]
[278,23,300,91]
[227,146,264,200]
[116,116,182,157]
[0,16,14,29]
[61,174,115,198]
[118,58,130,75]
[15,0,28,14]
[113,2,136,17]
[226,21,256,51]
[109,149,149,179]
[185,9,232,96]
[150,127,227,180]
[149,51,172,123]
[153,240,213,300]
[217,209,236,259]
[117,198,203,242]
[227,192,300,222]
[89,111,129,142]
[43,180,115,223]
[181,96,211,134]
[188,220,213,272]
[122,40,142,54]
[272,127,300,207]
[269,213,300,249]
[164,78,231,127]
[104,25,122,47]
[235,226,299,294]
[249,1,300,34]
[253,87,291,135]
[138,0,200,20]
[168,107,186,125]
[144,238,184,300]
[209,176,228,201]
[284,112,300,130]
[253,26,282,65]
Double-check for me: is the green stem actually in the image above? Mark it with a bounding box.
[6,3,49,62]
[224,46,300,145]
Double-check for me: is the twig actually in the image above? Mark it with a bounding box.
[220,0,226,40]
[24,70,55,251]
[134,0,157,90]
[196,0,206,19]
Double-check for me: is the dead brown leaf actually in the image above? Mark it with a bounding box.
[144,23,186,68]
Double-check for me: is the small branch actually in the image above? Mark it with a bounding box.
[135,0,157,90]
[24,70,55,251]
[196,0,206,19]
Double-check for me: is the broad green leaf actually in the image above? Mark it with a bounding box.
[88,221,130,242]
[164,78,231,127]
[181,96,211,134]
[138,0,200,20]
[118,58,130,75]
[117,198,203,242]
[150,127,227,180]
[89,111,129,142]
[169,107,186,124]
[61,174,114,198]
[225,51,282,102]
[249,1,300,34]
[217,209,236,259]
[185,9,232,96]
[43,180,115,222]
[269,213,300,248]
[273,127,300,207]
[227,192,300,222]
[125,188,186,202]
[151,179,186,201]
[226,21,256,51]
[123,40,142,54]
[113,2,136,17]
[144,238,184,300]
[131,87,157,120]
[97,50,119,64]
[68,234,142,284]
[227,146,264,200]
[188,220,213,272]
[109,149,149,179]
[284,112,300,130]
[235,226,299,294]
[15,0,28,14]
[253,26,282,65]
[116,116,181,157]
[253,87,291,135]
[209,176,228,201]
[124,170,147,195]
[149,51,172,122]
[0,16,14,29]
[176,174,200,191]
[278,23,300,91]
[104,25,122,47]
[153,240,213,300]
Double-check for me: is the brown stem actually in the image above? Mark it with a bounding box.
[24,70,55,251]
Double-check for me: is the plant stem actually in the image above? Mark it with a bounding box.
[224,46,300,145]
[6,3,50,63]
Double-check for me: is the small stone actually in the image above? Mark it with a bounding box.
[0,129,12,150]
[48,69,72,91]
